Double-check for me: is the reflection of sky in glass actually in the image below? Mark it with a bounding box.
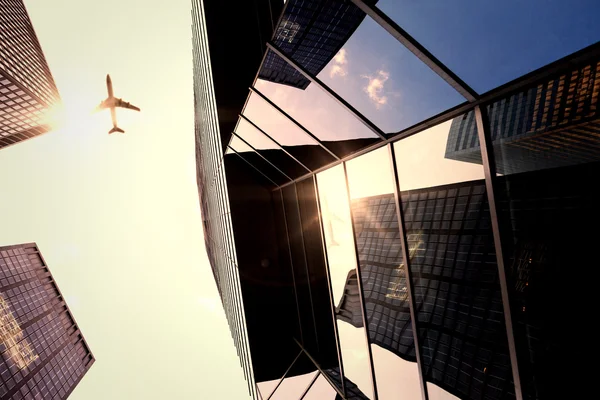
[393,120,483,190]
[234,118,278,151]
[317,165,375,399]
[378,0,600,93]
[255,61,377,143]
[270,371,319,400]
[318,17,464,133]
[243,92,320,147]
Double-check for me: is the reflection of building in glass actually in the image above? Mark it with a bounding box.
[445,62,600,174]
[0,243,94,399]
[0,0,61,149]
[258,0,378,90]
[348,183,515,400]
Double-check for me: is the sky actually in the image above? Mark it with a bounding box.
[0,0,251,399]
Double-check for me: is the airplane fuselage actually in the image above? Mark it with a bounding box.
[106,74,114,99]
[98,74,140,134]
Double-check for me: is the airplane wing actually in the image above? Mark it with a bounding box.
[115,98,140,111]
[94,99,109,112]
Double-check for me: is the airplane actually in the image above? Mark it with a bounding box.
[96,74,140,134]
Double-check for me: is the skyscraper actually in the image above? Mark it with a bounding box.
[193,0,600,398]
[0,243,94,399]
[0,0,61,150]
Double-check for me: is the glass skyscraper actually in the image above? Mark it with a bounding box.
[0,0,61,150]
[192,0,600,399]
[0,243,94,399]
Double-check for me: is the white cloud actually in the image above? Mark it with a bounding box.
[329,48,348,78]
[334,48,347,65]
[362,70,390,107]
[330,65,347,78]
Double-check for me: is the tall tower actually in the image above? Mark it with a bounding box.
[0,243,94,399]
[0,0,61,149]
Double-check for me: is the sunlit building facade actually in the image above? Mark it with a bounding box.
[0,0,61,150]
[0,243,94,399]
[193,0,600,399]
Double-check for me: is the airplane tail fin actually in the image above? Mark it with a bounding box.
[109,126,125,134]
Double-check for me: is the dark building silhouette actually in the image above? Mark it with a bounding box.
[0,0,61,149]
[0,243,94,399]
[445,61,600,174]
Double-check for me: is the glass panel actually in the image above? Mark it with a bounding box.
[271,371,319,400]
[346,146,421,400]
[268,0,464,133]
[377,0,600,93]
[282,184,318,353]
[483,60,600,399]
[256,49,380,159]
[316,165,374,399]
[296,177,340,370]
[243,92,337,170]
[234,118,308,179]
[393,118,516,399]
[303,374,338,400]
[228,136,289,186]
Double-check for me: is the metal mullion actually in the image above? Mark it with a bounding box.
[229,146,279,186]
[279,189,305,345]
[267,42,387,140]
[249,87,341,161]
[341,162,379,400]
[474,105,523,400]
[299,372,321,400]
[239,113,313,173]
[216,174,252,393]
[231,259,258,400]
[265,349,305,400]
[274,101,476,191]
[293,338,346,400]
[312,176,346,397]
[350,0,478,102]
[387,143,430,400]
[293,182,321,354]
[231,132,293,181]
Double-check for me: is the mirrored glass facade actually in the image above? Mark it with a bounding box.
[0,0,61,149]
[193,0,599,399]
[0,243,94,399]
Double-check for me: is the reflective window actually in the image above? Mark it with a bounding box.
[271,371,319,400]
[346,146,421,400]
[282,185,318,354]
[317,165,375,399]
[303,373,338,400]
[394,118,515,399]
[377,0,600,93]
[256,49,380,159]
[296,177,340,370]
[234,117,308,179]
[228,136,289,186]
[242,91,337,171]
[268,1,464,133]
[484,59,600,399]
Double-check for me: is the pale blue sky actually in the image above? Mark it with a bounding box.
[0,0,251,398]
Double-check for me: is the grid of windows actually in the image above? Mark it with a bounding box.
[196,0,600,399]
[191,1,257,399]
[0,0,60,149]
[258,0,376,90]
[445,61,600,174]
[0,244,94,400]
